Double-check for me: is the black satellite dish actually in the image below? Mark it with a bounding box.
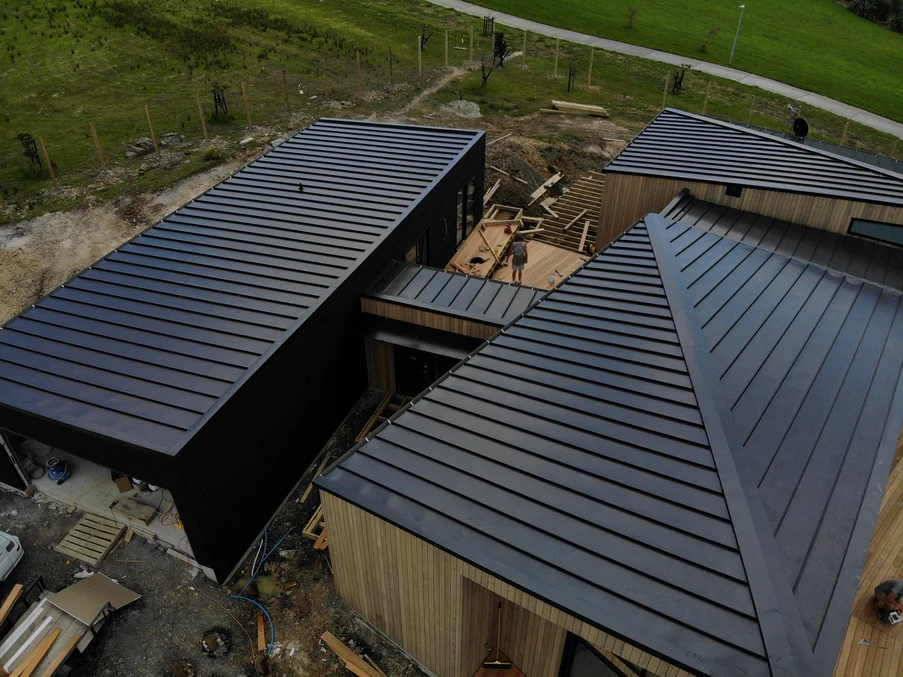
[792,117,809,139]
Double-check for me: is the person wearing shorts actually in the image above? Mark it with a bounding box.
[508,233,528,284]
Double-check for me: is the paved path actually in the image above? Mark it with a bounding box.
[425,0,903,140]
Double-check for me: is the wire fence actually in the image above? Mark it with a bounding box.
[1,17,898,209]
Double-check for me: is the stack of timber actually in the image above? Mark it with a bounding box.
[541,101,609,117]
[321,631,388,677]
[533,172,605,252]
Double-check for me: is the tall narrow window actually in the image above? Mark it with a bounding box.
[456,185,466,245]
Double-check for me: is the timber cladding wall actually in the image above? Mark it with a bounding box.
[361,298,499,341]
[321,493,693,677]
[595,173,903,250]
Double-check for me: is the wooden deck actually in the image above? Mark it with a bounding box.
[492,240,589,290]
[473,653,527,677]
[831,433,903,677]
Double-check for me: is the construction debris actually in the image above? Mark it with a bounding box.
[302,504,326,542]
[321,631,386,677]
[562,208,589,231]
[540,198,559,218]
[541,100,609,117]
[527,172,563,206]
[488,165,529,185]
[483,179,501,205]
[487,132,513,146]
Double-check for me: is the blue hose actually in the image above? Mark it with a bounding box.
[239,528,292,596]
[232,595,276,656]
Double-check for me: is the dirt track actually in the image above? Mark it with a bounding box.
[0,160,247,324]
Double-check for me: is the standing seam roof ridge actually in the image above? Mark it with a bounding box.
[320,221,781,677]
[645,213,810,677]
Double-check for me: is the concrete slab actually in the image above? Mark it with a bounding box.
[28,445,193,558]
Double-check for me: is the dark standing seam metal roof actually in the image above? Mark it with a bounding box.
[0,119,482,455]
[743,123,903,177]
[665,194,903,292]
[606,109,903,207]
[318,208,903,677]
[660,196,903,672]
[365,262,545,327]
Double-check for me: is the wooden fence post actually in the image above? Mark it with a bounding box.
[417,35,422,78]
[841,121,850,145]
[747,95,755,124]
[89,122,105,169]
[702,81,711,115]
[892,140,899,158]
[624,59,631,96]
[522,29,527,66]
[469,25,474,62]
[145,105,159,154]
[357,51,363,90]
[241,81,252,128]
[554,39,560,77]
[389,46,394,86]
[283,69,292,115]
[587,49,594,86]
[444,30,449,68]
[196,95,208,140]
[37,136,57,184]
[323,64,330,98]
[662,74,669,109]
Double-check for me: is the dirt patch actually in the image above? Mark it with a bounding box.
[0,159,247,324]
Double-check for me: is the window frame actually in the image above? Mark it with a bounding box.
[848,217,903,247]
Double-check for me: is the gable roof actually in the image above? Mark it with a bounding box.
[606,109,903,207]
[318,205,903,677]
[0,119,482,455]
[365,262,545,327]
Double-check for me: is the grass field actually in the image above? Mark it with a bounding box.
[475,0,903,123]
[0,0,900,222]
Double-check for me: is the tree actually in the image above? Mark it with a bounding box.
[626,6,638,28]
[698,27,719,53]
[493,32,510,68]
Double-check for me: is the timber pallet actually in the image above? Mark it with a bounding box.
[53,513,125,567]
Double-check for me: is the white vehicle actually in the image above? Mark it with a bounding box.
[0,532,23,582]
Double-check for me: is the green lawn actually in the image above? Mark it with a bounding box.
[475,0,903,123]
[0,0,900,221]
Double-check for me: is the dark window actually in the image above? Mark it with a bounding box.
[849,218,903,246]
[726,184,743,198]
[456,175,479,246]
[405,229,429,265]
[5,540,13,553]
[559,634,633,677]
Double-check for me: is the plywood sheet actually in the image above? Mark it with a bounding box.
[47,575,140,626]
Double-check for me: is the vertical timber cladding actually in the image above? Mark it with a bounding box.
[360,298,500,341]
[594,173,903,250]
[364,337,396,391]
[322,493,693,677]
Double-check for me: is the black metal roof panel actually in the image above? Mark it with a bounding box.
[321,223,776,677]
[366,262,545,326]
[665,194,903,292]
[660,198,903,672]
[744,123,903,177]
[0,119,482,454]
[319,209,903,677]
[607,109,903,207]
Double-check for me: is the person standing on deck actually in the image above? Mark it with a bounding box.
[508,233,528,285]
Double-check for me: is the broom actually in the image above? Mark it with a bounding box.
[483,601,512,670]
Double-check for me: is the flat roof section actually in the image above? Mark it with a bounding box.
[319,209,903,677]
[0,120,482,455]
[366,262,545,327]
[606,109,903,207]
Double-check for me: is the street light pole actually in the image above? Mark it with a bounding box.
[729,4,746,67]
